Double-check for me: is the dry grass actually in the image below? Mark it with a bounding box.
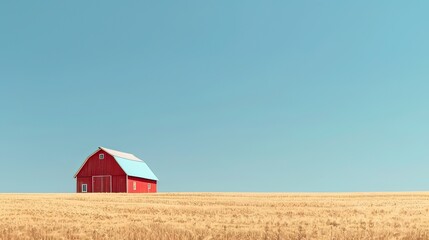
[1,193,429,239]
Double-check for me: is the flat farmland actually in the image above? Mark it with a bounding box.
[1,193,429,239]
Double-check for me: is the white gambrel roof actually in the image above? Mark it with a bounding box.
[99,146,142,161]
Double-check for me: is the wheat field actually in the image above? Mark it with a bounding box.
[1,193,429,239]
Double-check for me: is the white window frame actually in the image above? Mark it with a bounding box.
[133,181,136,190]
[148,183,151,190]
[81,184,88,193]
[99,153,104,159]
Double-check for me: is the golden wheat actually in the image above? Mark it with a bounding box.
[0,193,429,239]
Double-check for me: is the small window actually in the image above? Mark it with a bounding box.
[99,154,104,160]
[82,184,87,193]
[133,181,137,190]
[148,183,151,190]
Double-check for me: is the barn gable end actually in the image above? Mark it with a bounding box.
[75,149,126,177]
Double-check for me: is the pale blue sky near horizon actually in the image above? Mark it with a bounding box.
[1,1,429,192]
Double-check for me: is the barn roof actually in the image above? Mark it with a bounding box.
[74,147,158,181]
[114,157,159,181]
[99,147,158,181]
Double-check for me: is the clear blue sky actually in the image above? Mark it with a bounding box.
[1,1,429,192]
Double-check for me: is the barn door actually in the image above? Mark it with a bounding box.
[93,176,112,193]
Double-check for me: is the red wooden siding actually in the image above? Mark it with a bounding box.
[127,176,157,193]
[76,177,91,193]
[76,150,125,177]
[112,175,127,192]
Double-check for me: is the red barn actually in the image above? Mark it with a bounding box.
[74,147,158,193]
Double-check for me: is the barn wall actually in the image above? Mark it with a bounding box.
[76,177,91,193]
[127,176,157,193]
[112,175,126,192]
[76,149,127,193]
[77,176,126,193]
